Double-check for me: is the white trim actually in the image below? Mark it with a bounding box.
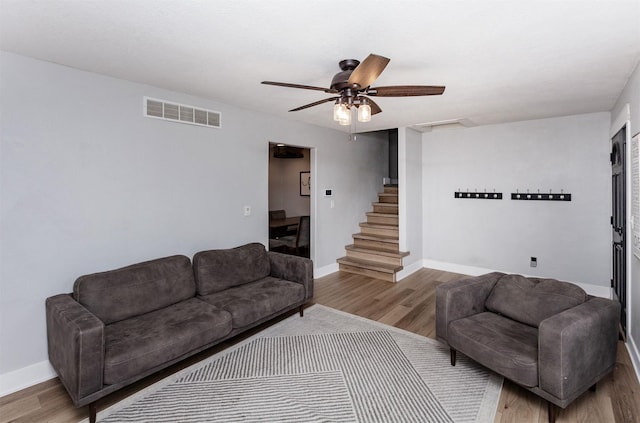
[628,334,640,386]
[0,360,56,397]
[422,259,496,277]
[314,262,339,279]
[610,105,634,367]
[396,259,427,281]
[421,259,612,298]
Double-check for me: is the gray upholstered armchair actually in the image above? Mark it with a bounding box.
[436,272,620,423]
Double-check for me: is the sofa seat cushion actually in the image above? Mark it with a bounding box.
[103,298,232,385]
[485,274,587,327]
[448,312,539,387]
[199,277,304,328]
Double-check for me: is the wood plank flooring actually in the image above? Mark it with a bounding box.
[1,268,639,422]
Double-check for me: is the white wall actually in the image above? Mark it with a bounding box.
[611,60,640,378]
[397,127,423,275]
[0,52,387,393]
[268,146,310,217]
[421,113,611,289]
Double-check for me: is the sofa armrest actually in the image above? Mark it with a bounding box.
[435,272,503,344]
[538,297,620,402]
[268,251,314,300]
[46,294,105,406]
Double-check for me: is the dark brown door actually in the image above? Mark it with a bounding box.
[611,127,626,337]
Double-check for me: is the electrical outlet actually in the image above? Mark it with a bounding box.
[243,206,251,216]
[530,257,537,267]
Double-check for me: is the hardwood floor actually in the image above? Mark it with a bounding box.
[1,268,639,422]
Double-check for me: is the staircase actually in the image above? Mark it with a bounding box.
[337,185,409,282]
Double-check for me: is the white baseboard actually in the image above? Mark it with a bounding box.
[314,262,339,279]
[422,259,496,278]
[396,259,425,281]
[421,259,612,298]
[0,360,56,398]
[627,334,640,385]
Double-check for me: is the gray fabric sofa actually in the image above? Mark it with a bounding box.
[46,243,313,422]
[436,272,620,423]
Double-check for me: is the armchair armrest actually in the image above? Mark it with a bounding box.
[268,251,314,300]
[46,294,104,406]
[435,272,503,344]
[538,297,620,404]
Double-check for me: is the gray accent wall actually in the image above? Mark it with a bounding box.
[0,52,386,384]
[421,112,611,287]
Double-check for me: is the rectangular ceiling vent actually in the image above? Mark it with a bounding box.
[144,97,221,128]
[411,118,476,132]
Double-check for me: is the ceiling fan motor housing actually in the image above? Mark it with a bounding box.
[331,59,362,91]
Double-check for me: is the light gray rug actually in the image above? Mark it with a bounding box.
[92,305,502,422]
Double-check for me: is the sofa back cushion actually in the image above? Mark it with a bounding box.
[193,243,271,295]
[485,274,587,327]
[74,255,196,324]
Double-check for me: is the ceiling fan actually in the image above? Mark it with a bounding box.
[262,54,445,125]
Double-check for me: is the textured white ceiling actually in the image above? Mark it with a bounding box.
[1,0,639,132]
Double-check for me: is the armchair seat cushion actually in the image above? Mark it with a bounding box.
[104,298,232,385]
[199,277,305,328]
[448,312,539,387]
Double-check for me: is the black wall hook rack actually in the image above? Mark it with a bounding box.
[511,191,571,201]
[455,191,503,200]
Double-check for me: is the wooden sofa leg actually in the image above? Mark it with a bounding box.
[548,402,557,423]
[89,401,97,423]
[450,348,456,366]
[299,305,304,317]
[590,383,597,392]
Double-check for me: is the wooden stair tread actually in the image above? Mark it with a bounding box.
[337,256,403,273]
[373,202,398,207]
[366,212,397,217]
[345,244,409,258]
[352,233,399,243]
[359,222,398,229]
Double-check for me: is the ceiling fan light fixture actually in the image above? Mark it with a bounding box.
[338,106,351,126]
[333,100,351,125]
[357,99,371,123]
[333,101,343,121]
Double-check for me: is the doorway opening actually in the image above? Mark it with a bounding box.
[268,143,311,258]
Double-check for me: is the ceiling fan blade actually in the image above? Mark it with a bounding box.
[262,81,335,93]
[365,97,382,115]
[368,85,446,96]
[348,54,390,88]
[289,97,339,112]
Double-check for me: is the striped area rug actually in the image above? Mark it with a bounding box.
[94,305,502,422]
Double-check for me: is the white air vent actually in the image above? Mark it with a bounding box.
[411,118,476,132]
[144,97,221,128]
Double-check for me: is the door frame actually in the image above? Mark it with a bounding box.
[267,142,315,263]
[611,104,632,338]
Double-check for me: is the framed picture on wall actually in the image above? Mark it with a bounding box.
[300,171,310,196]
